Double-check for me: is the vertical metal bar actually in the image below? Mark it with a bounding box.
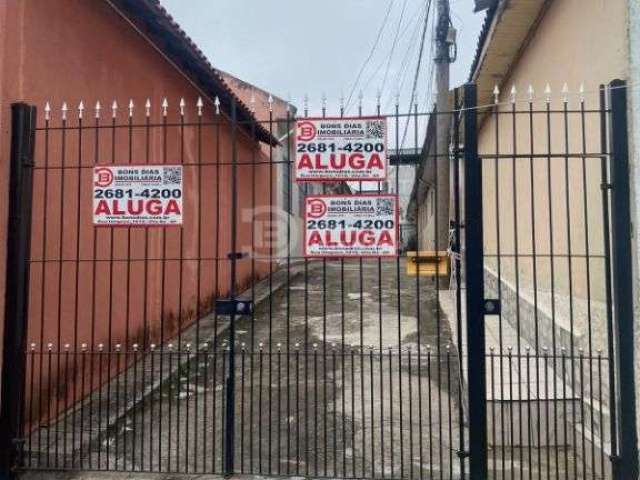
[194,103,204,473]
[493,85,505,480]
[427,345,433,473]
[240,344,246,473]
[510,96,524,480]
[88,103,100,473]
[453,89,466,480]
[70,109,84,470]
[143,114,151,471]
[388,345,394,478]
[527,92,543,479]
[578,85,595,480]
[277,347,282,475]
[0,103,37,479]
[608,79,639,480]
[393,100,405,479]
[599,85,618,467]
[544,92,560,480]
[37,111,51,469]
[295,344,300,475]
[258,344,264,473]
[598,351,606,478]
[26,345,35,469]
[57,106,69,470]
[562,95,579,480]
[463,83,488,480]
[224,98,239,476]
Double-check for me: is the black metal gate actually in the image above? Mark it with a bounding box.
[460,80,637,480]
[0,80,635,480]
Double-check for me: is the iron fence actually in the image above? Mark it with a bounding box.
[0,80,635,480]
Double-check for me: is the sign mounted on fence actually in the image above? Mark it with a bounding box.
[304,194,398,257]
[295,117,387,182]
[93,165,183,226]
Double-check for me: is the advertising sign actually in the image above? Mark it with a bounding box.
[295,117,387,182]
[304,194,398,257]
[93,165,183,226]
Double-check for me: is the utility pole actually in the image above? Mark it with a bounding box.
[434,0,453,252]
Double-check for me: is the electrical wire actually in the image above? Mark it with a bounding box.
[379,0,411,99]
[344,0,396,112]
[400,0,433,148]
[361,6,425,100]
[383,4,428,111]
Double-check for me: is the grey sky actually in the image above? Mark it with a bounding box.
[159,0,485,115]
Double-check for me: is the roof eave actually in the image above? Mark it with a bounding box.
[104,0,279,146]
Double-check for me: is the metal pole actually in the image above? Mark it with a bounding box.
[0,103,36,480]
[462,84,488,480]
[608,79,639,480]
[224,98,238,476]
[434,0,451,251]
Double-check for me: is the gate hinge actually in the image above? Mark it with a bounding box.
[601,182,613,191]
[483,299,501,315]
[215,299,253,316]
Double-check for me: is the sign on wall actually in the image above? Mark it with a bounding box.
[93,165,183,226]
[304,194,398,257]
[295,117,387,182]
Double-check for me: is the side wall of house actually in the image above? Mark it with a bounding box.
[0,0,273,425]
[477,0,628,353]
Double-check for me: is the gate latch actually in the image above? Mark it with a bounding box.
[215,299,253,316]
[483,299,501,315]
[456,449,470,459]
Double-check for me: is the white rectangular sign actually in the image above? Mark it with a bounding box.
[304,194,398,258]
[295,116,387,182]
[93,165,183,226]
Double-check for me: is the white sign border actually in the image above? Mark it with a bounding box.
[295,116,389,183]
[303,193,400,259]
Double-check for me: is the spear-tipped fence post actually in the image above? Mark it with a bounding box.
[545,84,552,103]
[197,97,203,117]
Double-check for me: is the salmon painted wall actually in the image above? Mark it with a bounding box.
[0,0,274,427]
